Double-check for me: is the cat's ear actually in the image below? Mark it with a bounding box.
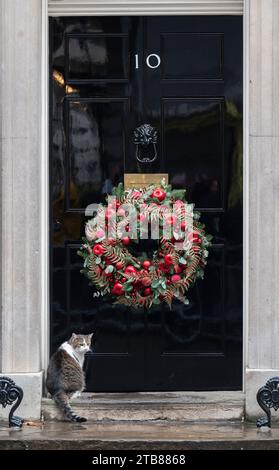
[71,333,77,339]
[88,333,94,341]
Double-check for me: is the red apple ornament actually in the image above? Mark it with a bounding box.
[112,282,124,295]
[93,244,105,256]
[143,287,152,296]
[115,261,124,270]
[151,188,166,202]
[125,265,137,274]
[171,274,181,283]
[142,260,151,269]
[164,254,173,265]
[122,236,130,245]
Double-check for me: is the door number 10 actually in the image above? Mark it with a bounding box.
[135,54,161,69]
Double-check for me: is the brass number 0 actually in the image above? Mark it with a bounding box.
[135,54,161,69]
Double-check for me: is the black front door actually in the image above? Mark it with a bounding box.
[50,16,243,391]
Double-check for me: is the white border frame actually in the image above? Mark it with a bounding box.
[43,1,248,394]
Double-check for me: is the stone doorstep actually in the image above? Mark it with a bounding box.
[0,421,278,450]
[42,391,245,422]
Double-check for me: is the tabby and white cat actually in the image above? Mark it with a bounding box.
[46,333,93,423]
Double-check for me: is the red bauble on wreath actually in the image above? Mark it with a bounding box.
[78,181,212,309]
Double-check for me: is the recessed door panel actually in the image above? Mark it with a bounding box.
[66,98,127,210]
[67,34,129,81]
[161,33,224,80]
[163,98,224,209]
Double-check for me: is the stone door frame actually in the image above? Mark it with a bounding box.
[43,0,248,387]
[2,0,279,420]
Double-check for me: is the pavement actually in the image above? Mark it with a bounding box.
[0,420,278,450]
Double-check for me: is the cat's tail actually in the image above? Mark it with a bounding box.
[52,391,87,423]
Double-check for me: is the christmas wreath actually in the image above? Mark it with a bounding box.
[78,180,212,308]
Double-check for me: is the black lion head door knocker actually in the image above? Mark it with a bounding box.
[133,123,158,164]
